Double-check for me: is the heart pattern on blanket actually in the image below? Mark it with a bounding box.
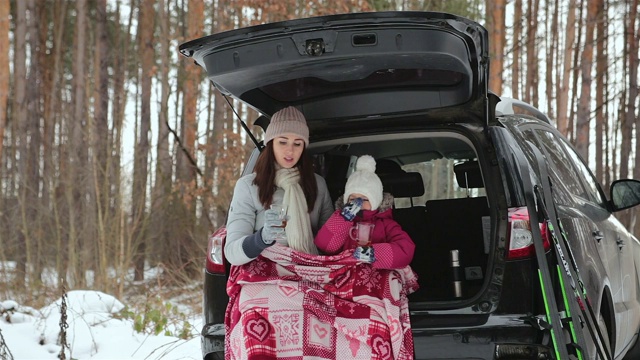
[372,335,392,360]
[313,323,328,339]
[246,318,270,342]
[227,252,417,359]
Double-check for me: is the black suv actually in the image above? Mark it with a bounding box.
[180,11,640,360]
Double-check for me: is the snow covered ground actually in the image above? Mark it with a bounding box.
[0,263,204,360]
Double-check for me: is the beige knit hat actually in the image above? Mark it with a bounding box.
[264,107,309,146]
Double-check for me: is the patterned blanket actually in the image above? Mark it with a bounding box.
[225,244,419,360]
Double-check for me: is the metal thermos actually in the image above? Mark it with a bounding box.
[450,249,463,298]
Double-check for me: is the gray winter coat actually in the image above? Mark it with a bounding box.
[224,172,334,265]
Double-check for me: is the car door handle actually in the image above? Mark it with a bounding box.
[593,230,604,242]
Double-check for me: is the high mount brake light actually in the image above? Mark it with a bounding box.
[506,207,550,260]
[206,227,227,274]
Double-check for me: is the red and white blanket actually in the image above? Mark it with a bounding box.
[225,244,419,360]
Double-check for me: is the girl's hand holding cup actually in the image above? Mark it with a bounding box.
[349,222,375,263]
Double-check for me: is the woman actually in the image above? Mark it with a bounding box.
[224,106,334,265]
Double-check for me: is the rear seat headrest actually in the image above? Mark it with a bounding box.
[454,160,484,188]
[379,172,425,198]
[375,159,424,198]
[375,159,404,174]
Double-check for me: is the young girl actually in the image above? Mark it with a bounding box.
[224,106,334,265]
[314,155,416,269]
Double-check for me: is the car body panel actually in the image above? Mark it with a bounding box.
[181,11,640,360]
[498,116,640,357]
[179,11,490,132]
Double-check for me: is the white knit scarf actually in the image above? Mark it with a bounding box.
[275,167,318,255]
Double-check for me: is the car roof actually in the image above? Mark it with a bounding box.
[180,11,491,135]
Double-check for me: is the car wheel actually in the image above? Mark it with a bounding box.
[622,330,640,360]
[205,352,224,360]
[596,312,612,360]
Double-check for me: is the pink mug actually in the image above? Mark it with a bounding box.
[349,223,375,247]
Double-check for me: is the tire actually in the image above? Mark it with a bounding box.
[205,352,224,360]
[622,332,640,360]
[596,312,613,360]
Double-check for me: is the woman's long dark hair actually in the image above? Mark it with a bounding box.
[253,141,318,212]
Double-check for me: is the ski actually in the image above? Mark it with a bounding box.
[530,143,612,360]
[510,147,572,360]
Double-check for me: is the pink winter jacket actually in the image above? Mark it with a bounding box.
[314,193,416,269]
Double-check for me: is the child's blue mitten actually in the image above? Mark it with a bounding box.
[353,246,375,263]
[341,198,363,221]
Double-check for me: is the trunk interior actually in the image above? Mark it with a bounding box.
[311,132,491,304]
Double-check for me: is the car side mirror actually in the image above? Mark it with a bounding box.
[610,179,640,211]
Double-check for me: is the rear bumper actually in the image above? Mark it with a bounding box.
[201,260,546,359]
[201,323,225,359]
[201,270,228,359]
[201,315,548,359]
[412,324,548,359]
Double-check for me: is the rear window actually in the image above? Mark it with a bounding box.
[311,133,484,207]
[261,69,464,102]
[398,159,486,209]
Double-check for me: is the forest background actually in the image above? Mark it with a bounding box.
[1,0,639,310]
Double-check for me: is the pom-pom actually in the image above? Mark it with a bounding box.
[356,155,376,173]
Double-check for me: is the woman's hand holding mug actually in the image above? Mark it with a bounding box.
[262,204,288,244]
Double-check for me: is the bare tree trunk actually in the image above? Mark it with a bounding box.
[594,0,606,186]
[629,0,640,180]
[47,1,68,284]
[201,0,219,231]
[0,0,9,278]
[568,2,585,143]
[575,0,597,160]
[85,0,111,291]
[174,0,205,279]
[209,0,231,228]
[545,0,558,117]
[512,0,522,100]
[526,0,539,107]
[486,0,506,94]
[0,0,8,162]
[112,0,133,297]
[13,0,28,284]
[132,0,155,281]
[68,0,88,288]
[24,0,44,286]
[152,0,173,269]
[631,0,640,236]
[620,0,637,181]
[557,0,576,136]
[82,4,97,289]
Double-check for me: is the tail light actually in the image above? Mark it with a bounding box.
[506,207,550,260]
[206,227,227,274]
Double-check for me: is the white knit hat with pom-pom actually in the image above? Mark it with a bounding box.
[343,155,383,210]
